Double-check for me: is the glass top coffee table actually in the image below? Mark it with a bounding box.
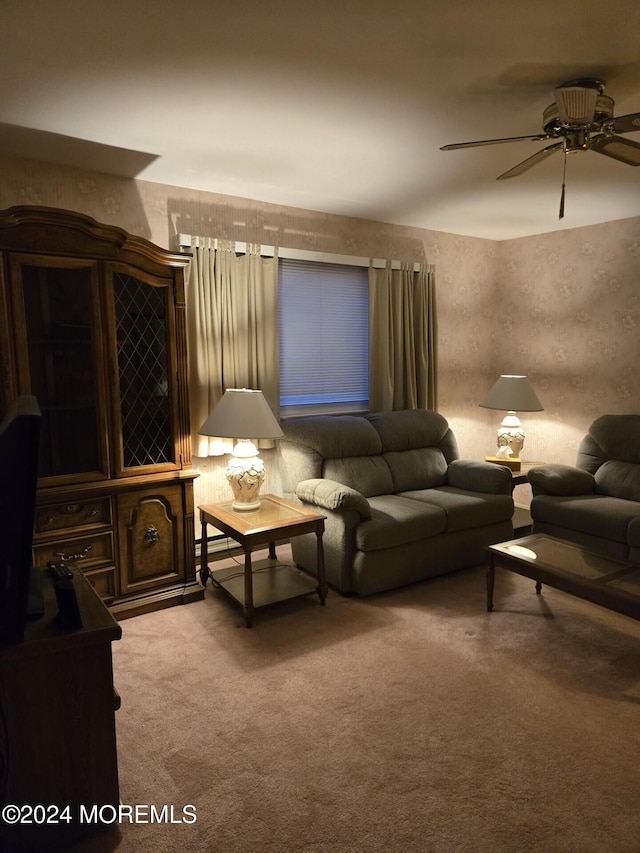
[486,534,640,621]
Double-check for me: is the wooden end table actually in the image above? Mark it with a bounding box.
[489,460,542,535]
[199,494,327,627]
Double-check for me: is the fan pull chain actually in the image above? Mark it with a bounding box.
[559,145,567,219]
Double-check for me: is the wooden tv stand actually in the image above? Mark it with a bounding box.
[0,565,121,851]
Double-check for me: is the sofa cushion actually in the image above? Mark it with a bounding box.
[366,409,459,463]
[399,487,513,533]
[282,415,383,459]
[577,414,640,473]
[355,495,447,551]
[383,448,448,492]
[587,414,640,463]
[324,455,394,498]
[532,494,640,544]
[280,416,383,492]
[367,408,448,449]
[594,460,640,501]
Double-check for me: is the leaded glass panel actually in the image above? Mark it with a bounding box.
[113,273,174,468]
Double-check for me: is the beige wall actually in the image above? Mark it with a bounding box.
[1,154,639,510]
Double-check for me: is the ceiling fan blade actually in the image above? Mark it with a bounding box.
[496,142,564,180]
[440,134,550,151]
[554,83,598,125]
[609,112,640,134]
[590,135,640,166]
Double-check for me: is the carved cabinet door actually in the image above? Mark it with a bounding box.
[116,485,186,596]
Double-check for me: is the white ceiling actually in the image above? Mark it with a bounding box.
[1,0,640,241]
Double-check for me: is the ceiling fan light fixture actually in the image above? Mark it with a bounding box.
[554,84,599,126]
[543,93,613,135]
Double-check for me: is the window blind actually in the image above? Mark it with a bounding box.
[278,257,369,416]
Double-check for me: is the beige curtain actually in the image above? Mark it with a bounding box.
[185,238,280,457]
[368,263,437,412]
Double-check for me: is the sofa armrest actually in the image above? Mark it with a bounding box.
[295,478,372,519]
[446,459,512,495]
[527,464,595,496]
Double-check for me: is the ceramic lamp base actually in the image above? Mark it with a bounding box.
[226,439,266,511]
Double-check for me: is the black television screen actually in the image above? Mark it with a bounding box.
[0,396,41,644]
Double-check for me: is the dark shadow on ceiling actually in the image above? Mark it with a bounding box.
[0,123,158,178]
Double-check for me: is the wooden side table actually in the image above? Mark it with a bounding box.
[486,460,542,535]
[509,462,542,535]
[508,461,539,488]
[199,494,327,627]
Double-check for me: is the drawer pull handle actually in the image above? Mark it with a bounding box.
[46,507,100,524]
[144,526,160,544]
[56,544,93,561]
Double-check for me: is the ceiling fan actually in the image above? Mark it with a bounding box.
[441,79,640,218]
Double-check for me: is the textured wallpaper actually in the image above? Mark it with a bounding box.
[1,154,638,510]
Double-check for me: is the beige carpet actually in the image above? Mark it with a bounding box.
[72,547,640,853]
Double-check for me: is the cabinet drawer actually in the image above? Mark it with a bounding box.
[84,567,118,603]
[33,531,115,572]
[35,498,112,535]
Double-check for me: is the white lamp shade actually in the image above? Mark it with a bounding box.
[479,375,543,412]
[198,388,284,440]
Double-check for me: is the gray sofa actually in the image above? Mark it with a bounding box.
[527,414,640,562]
[278,409,514,596]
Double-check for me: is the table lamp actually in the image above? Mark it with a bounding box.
[479,374,543,470]
[198,388,284,511]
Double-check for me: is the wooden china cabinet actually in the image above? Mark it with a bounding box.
[0,206,203,617]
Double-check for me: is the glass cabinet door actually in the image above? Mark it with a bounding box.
[10,255,109,484]
[109,266,179,475]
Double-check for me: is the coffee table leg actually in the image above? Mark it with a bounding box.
[536,580,542,595]
[243,547,254,628]
[486,554,495,612]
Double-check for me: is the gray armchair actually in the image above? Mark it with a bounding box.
[527,414,640,562]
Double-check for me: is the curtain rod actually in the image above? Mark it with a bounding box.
[178,234,428,271]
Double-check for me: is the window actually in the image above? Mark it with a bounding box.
[278,257,369,417]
